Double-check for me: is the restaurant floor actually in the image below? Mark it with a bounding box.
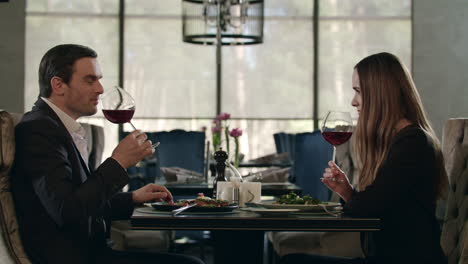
[172,236,215,264]
[172,234,278,264]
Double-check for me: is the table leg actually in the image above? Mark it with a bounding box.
[211,230,264,264]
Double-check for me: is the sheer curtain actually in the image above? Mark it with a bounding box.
[124,0,315,161]
[319,0,412,122]
[25,0,119,159]
[25,0,412,163]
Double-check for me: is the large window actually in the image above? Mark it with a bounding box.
[319,0,412,121]
[124,0,315,160]
[25,0,412,162]
[25,0,120,159]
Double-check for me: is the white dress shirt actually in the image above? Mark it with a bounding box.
[41,97,89,168]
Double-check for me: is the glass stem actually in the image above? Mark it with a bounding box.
[332,146,336,164]
[129,121,138,131]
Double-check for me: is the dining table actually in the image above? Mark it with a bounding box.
[131,206,382,264]
[159,181,303,197]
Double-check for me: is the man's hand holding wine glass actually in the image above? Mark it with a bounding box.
[111,130,154,169]
[102,85,168,205]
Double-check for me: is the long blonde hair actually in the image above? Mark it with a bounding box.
[354,52,447,200]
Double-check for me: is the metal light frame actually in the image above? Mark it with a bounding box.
[182,0,264,46]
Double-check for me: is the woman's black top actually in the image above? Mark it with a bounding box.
[344,125,447,264]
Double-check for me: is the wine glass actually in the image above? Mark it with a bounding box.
[101,86,159,149]
[321,111,353,163]
[101,86,137,130]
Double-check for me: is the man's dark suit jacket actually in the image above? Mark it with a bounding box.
[12,99,134,264]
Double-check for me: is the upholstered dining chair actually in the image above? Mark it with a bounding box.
[273,132,296,162]
[0,110,171,258]
[270,119,468,263]
[0,110,31,264]
[80,123,104,172]
[148,130,207,256]
[268,136,363,261]
[85,130,172,253]
[116,130,206,256]
[293,131,333,201]
[125,129,205,189]
[151,129,206,181]
[440,118,468,264]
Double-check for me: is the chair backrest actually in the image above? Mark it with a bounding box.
[80,123,105,170]
[127,129,205,183]
[0,110,31,264]
[273,132,296,161]
[293,131,333,201]
[440,118,468,264]
[328,136,359,203]
[152,130,205,179]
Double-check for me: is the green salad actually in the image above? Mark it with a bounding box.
[276,192,321,205]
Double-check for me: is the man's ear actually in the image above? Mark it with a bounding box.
[50,76,66,96]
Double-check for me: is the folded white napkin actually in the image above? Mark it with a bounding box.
[175,173,204,183]
[161,167,203,183]
[249,152,290,164]
[243,167,290,183]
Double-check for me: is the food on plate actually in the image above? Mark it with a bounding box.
[275,192,321,205]
[169,193,230,207]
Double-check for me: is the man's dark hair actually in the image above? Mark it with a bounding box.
[38,44,97,97]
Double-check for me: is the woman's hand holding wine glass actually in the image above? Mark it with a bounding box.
[322,161,353,202]
[320,111,353,183]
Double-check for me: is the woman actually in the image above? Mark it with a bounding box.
[282,53,448,264]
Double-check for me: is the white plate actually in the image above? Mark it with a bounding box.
[290,211,342,217]
[255,201,342,212]
[257,182,291,186]
[136,207,239,215]
[242,208,300,216]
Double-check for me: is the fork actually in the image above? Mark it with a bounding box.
[172,203,197,216]
[151,141,160,149]
[318,204,342,217]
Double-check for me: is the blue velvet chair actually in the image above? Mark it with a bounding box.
[273,132,296,162]
[268,138,363,259]
[150,129,205,181]
[293,131,333,201]
[148,130,207,257]
[125,129,205,190]
[122,129,207,257]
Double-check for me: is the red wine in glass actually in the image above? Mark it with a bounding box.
[101,86,138,130]
[321,111,353,183]
[321,111,353,161]
[102,109,135,124]
[101,86,159,149]
[322,131,352,146]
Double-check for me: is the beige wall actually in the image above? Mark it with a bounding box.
[0,0,25,113]
[413,0,468,138]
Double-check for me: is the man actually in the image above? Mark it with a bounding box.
[12,44,203,264]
